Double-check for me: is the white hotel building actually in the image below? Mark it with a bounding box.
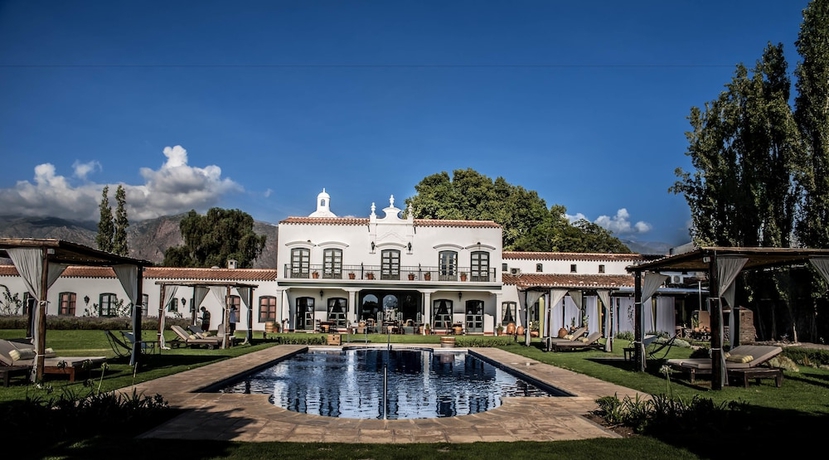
[0,190,689,339]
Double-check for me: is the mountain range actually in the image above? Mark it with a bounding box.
[0,215,672,267]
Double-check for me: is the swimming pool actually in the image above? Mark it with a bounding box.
[216,347,560,420]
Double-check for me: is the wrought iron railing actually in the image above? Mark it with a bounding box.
[283,264,496,282]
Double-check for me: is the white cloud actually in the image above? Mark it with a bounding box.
[565,212,587,223]
[72,160,101,180]
[0,145,242,221]
[593,208,652,235]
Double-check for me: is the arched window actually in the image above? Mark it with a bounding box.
[471,251,490,281]
[439,250,458,281]
[291,248,310,278]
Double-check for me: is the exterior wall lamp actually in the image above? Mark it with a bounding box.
[458,292,463,301]
[408,242,412,251]
[320,290,324,299]
[371,241,375,251]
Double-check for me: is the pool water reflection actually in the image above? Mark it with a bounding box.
[217,348,557,420]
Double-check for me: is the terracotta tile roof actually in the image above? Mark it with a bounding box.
[503,251,643,262]
[413,219,501,229]
[0,265,278,282]
[502,273,635,289]
[280,217,369,226]
[146,267,277,282]
[279,216,500,229]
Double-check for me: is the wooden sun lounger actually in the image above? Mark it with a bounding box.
[170,325,222,349]
[550,332,602,352]
[666,345,783,384]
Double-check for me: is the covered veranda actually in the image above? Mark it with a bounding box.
[627,246,829,389]
[154,280,258,349]
[511,274,635,349]
[0,238,151,381]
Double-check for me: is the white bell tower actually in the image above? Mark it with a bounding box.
[309,188,337,217]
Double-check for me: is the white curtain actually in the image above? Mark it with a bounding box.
[718,256,748,350]
[547,289,568,336]
[523,290,544,346]
[6,248,67,382]
[642,273,669,304]
[237,286,251,326]
[597,289,612,350]
[810,257,829,284]
[113,264,139,306]
[568,290,583,330]
[159,285,178,349]
[655,297,676,335]
[585,296,599,332]
[716,256,748,387]
[193,286,209,311]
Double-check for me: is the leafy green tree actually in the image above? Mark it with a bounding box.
[671,44,799,248]
[163,208,267,268]
[96,185,114,252]
[794,0,829,249]
[112,185,129,256]
[406,169,630,253]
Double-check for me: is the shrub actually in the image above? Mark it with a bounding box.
[615,331,634,341]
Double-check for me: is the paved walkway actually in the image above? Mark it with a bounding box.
[129,345,646,443]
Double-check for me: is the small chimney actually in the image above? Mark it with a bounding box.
[227,259,237,269]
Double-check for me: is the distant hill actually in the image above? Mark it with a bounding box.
[0,214,279,269]
[619,239,673,257]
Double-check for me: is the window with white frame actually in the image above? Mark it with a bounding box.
[439,250,457,281]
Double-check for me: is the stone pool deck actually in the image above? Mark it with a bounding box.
[129,345,646,443]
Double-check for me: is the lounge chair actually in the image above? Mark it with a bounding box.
[170,325,222,349]
[187,324,214,338]
[550,331,602,352]
[544,327,587,351]
[666,345,783,384]
[0,338,106,382]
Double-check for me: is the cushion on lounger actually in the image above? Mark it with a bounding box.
[9,348,35,361]
[563,335,573,340]
[727,354,754,363]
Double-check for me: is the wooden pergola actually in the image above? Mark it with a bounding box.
[627,246,829,389]
[0,238,151,381]
[154,280,258,349]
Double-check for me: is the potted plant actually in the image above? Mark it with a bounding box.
[408,273,416,280]
[460,272,468,282]
[496,324,504,336]
[424,323,430,335]
[424,272,431,281]
[366,272,375,280]
[348,272,356,280]
[312,271,320,279]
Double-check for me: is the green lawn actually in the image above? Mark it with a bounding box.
[2,329,827,459]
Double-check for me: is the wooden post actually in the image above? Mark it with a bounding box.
[34,247,49,382]
[158,284,166,349]
[223,285,231,349]
[130,267,144,367]
[709,252,723,390]
[634,270,644,372]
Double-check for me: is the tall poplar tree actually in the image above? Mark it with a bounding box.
[671,44,799,248]
[112,185,129,256]
[96,185,114,252]
[794,0,829,248]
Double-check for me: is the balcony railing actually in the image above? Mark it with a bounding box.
[283,264,496,282]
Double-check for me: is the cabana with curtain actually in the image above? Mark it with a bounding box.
[627,246,829,390]
[0,238,150,381]
[154,280,258,349]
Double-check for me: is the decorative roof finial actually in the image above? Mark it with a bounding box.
[389,195,394,207]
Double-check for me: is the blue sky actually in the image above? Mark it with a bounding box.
[0,0,811,245]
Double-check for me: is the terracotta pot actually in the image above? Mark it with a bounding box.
[424,273,431,281]
[348,273,356,280]
[408,273,415,280]
[516,326,525,336]
[506,322,516,335]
